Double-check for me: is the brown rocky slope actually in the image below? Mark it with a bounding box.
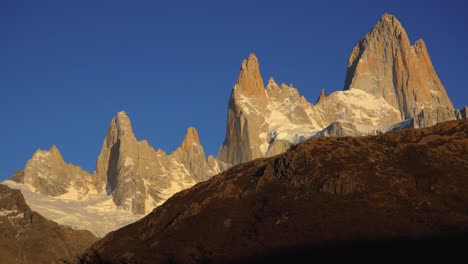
[0,184,97,263]
[83,119,468,263]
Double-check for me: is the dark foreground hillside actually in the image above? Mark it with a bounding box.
[0,184,97,263]
[82,119,468,263]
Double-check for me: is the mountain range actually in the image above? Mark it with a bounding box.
[82,118,468,263]
[2,13,466,244]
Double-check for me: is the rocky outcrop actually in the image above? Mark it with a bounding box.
[218,58,323,167]
[218,54,270,166]
[94,111,139,195]
[207,155,229,173]
[316,88,327,104]
[84,119,468,263]
[264,78,322,131]
[411,107,459,128]
[458,106,468,119]
[217,53,401,165]
[171,127,214,182]
[0,184,97,263]
[11,145,96,199]
[7,111,219,219]
[265,139,292,157]
[218,14,459,164]
[94,111,198,214]
[94,111,147,214]
[344,13,454,121]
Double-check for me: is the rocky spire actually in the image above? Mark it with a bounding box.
[236,53,267,98]
[344,13,454,120]
[179,127,201,149]
[94,111,147,213]
[171,127,211,182]
[218,53,270,165]
[94,111,139,194]
[316,88,327,104]
[94,111,200,214]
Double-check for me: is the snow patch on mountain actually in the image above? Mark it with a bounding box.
[3,180,143,237]
[124,157,135,167]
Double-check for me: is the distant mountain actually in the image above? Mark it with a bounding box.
[3,13,466,238]
[81,118,468,263]
[5,112,222,235]
[0,184,96,263]
[344,13,454,120]
[93,111,222,214]
[10,145,97,199]
[218,13,461,167]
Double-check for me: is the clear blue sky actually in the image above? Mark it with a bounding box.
[2,0,467,180]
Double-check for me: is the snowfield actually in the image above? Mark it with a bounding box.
[3,180,144,237]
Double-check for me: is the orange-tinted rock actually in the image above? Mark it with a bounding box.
[171,127,216,182]
[218,54,269,166]
[84,119,468,263]
[344,13,454,120]
[236,53,267,99]
[13,145,96,199]
[316,88,327,104]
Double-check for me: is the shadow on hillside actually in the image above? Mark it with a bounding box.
[65,233,468,263]
[228,233,468,263]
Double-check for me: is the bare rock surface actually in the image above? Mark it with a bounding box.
[84,119,468,263]
[0,184,97,263]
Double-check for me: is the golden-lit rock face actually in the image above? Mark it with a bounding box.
[94,112,221,214]
[85,119,468,263]
[344,13,454,120]
[171,127,212,182]
[218,53,270,166]
[236,53,267,100]
[16,145,96,199]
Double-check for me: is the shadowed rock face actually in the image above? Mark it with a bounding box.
[83,119,468,263]
[0,184,97,263]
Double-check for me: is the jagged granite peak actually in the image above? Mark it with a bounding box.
[115,111,134,135]
[344,13,454,121]
[0,184,97,263]
[84,119,468,263]
[181,126,201,147]
[237,53,267,99]
[12,145,96,199]
[5,14,465,240]
[94,111,152,214]
[267,76,276,86]
[462,106,468,119]
[218,54,270,166]
[316,88,327,104]
[94,111,200,214]
[94,110,139,195]
[171,127,213,182]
